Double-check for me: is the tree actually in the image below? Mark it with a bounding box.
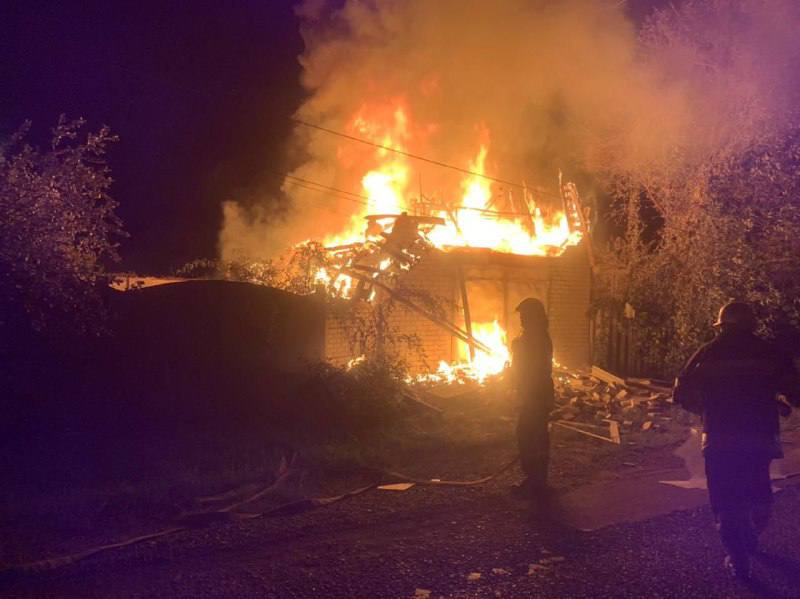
[593,0,800,373]
[0,116,126,335]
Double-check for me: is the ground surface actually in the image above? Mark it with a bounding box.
[3,390,800,598]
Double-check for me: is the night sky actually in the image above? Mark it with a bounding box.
[1,0,304,273]
[1,1,662,274]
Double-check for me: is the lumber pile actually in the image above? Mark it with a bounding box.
[551,366,675,439]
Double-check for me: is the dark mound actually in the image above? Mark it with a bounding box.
[3,280,327,435]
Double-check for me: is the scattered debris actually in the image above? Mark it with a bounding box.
[608,420,621,444]
[591,366,625,386]
[552,420,620,444]
[377,483,415,492]
[401,389,444,416]
[551,365,674,443]
[414,589,432,598]
[528,564,550,575]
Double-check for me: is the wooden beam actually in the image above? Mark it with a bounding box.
[364,214,446,226]
[340,268,495,356]
[552,420,621,444]
[456,265,475,360]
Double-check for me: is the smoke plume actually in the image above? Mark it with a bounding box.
[219,0,800,261]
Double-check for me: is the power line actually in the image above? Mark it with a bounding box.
[284,181,370,217]
[284,184,358,217]
[282,173,370,206]
[291,118,529,191]
[279,170,551,220]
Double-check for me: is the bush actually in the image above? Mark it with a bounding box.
[0,116,125,336]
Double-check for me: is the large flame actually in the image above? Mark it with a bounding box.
[419,320,510,385]
[313,99,582,382]
[322,100,580,256]
[462,319,511,379]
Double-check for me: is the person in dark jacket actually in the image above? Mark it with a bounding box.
[674,301,799,580]
[510,297,555,499]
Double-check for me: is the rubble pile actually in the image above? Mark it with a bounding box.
[551,366,675,442]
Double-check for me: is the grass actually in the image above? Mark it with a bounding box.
[1,371,703,567]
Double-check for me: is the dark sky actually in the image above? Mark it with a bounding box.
[1,0,304,273]
[1,1,664,274]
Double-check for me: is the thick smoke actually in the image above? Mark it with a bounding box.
[219,0,800,261]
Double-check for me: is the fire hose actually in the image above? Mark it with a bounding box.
[0,454,519,577]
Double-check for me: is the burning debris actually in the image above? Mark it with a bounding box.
[292,165,588,383]
[412,362,677,446]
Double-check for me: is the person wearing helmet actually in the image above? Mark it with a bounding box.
[510,297,555,500]
[674,301,799,580]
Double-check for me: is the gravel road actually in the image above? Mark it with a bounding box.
[3,468,800,598]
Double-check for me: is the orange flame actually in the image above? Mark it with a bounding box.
[323,100,581,256]
[312,99,583,381]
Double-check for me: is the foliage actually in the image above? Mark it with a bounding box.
[331,287,431,370]
[176,256,281,286]
[593,1,800,373]
[288,359,409,443]
[179,243,449,371]
[0,116,125,334]
[176,242,333,292]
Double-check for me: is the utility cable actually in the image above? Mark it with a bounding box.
[284,181,367,217]
[292,118,533,192]
[278,171,549,220]
[282,173,371,206]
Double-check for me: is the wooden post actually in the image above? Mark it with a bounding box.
[520,182,536,236]
[457,265,475,361]
[608,308,616,373]
[502,270,509,333]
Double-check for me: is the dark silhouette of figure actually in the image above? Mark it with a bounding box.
[387,212,419,247]
[674,301,799,580]
[510,297,555,499]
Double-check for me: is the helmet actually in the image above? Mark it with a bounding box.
[515,297,546,316]
[713,301,756,331]
[515,298,548,330]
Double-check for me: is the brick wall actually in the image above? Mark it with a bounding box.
[324,244,591,373]
[546,244,592,367]
[324,302,364,368]
[323,254,456,371]
[384,253,456,371]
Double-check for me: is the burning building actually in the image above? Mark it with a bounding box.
[222,37,598,381]
[295,102,592,380]
[214,0,666,380]
[323,241,591,379]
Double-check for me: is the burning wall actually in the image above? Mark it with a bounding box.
[324,243,591,378]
